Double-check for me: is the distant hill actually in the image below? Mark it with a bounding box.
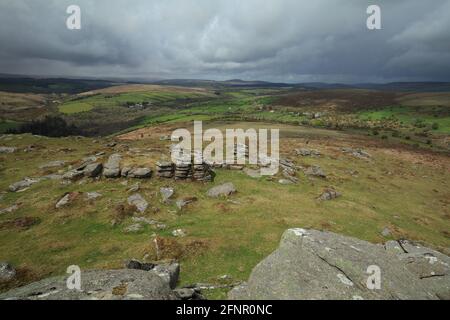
[0,76,118,94]
[354,82,450,92]
[0,73,449,93]
[152,79,294,89]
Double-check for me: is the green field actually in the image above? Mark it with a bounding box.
[58,91,208,114]
[359,106,450,134]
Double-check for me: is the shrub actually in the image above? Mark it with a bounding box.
[432,122,439,130]
[8,116,81,137]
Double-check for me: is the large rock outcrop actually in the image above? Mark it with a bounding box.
[0,269,178,300]
[229,229,450,300]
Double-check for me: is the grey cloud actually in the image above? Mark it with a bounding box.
[0,0,449,82]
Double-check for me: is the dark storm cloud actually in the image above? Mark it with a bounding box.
[0,0,449,82]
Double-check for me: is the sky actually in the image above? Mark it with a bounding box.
[0,0,449,83]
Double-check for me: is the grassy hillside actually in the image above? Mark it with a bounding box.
[1,124,449,298]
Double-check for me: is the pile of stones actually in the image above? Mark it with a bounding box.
[192,163,213,182]
[156,161,174,179]
[156,160,213,182]
[174,163,192,180]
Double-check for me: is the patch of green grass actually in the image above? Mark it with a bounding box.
[58,91,206,114]
[359,106,450,134]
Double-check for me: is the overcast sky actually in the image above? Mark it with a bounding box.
[0,0,449,83]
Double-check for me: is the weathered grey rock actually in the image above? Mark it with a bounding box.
[62,169,84,181]
[0,146,16,154]
[174,288,205,300]
[176,197,197,210]
[156,161,174,178]
[124,224,143,233]
[278,179,294,185]
[244,168,262,179]
[0,262,16,282]
[83,163,103,178]
[160,187,174,203]
[207,183,236,198]
[0,204,19,215]
[9,178,40,192]
[121,167,132,177]
[131,217,158,225]
[295,148,321,157]
[174,288,196,300]
[381,227,392,237]
[40,174,63,181]
[125,259,155,271]
[0,269,178,300]
[318,188,341,201]
[85,192,102,201]
[229,228,450,300]
[56,192,80,209]
[0,147,17,153]
[127,194,148,213]
[128,168,152,179]
[39,161,66,169]
[172,229,187,237]
[127,183,140,193]
[342,148,372,159]
[304,165,326,178]
[151,263,180,289]
[103,153,121,178]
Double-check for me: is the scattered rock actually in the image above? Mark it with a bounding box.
[295,148,321,157]
[229,228,450,300]
[0,146,16,154]
[85,192,102,201]
[342,147,372,159]
[160,187,174,203]
[127,194,148,213]
[56,192,80,209]
[39,161,66,169]
[304,165,326,178]
[172,229,187,237]
[124,224,143,233]
[0,204,19,215]
[174,288,205,300]
[9,178,40,192]
[207,183,236,198]
[278,179,294,185]
[83,163,103,178]
[176,197,197,210]
[151,263,180,289]
[0,262,16,282]
[318,188,341,201]
[125,259,155,271]
[0,269,178,300]
[131,217,157,225]
[121,167,132,177]
[62,169,84,181]
[127,167,152,179]
[381,227,392,237]
[103,153,122,178]
[127,183,140,193]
